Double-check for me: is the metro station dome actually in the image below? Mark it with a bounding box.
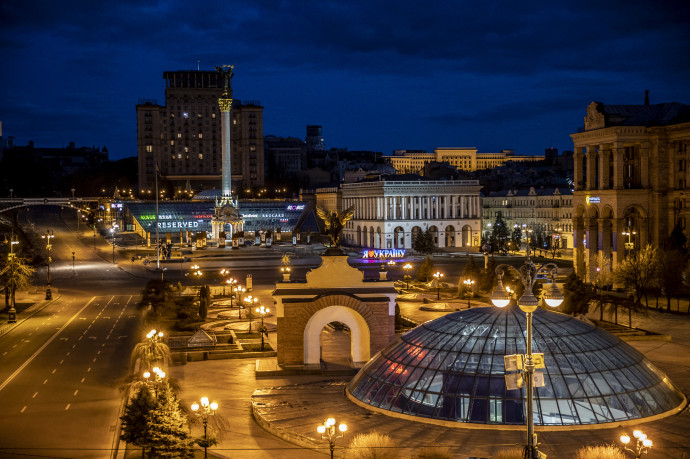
[347,306,686,428]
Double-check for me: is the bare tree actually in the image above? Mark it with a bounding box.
[613,244,659,307]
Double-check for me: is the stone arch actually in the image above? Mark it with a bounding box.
[362,226,368,247]
[429,225,438,246]
[357,225,362,246]
[376,226,382,249]
[304,305,371,365]
[394,226,405,249]
[445,225,455,247]
[461,225,472,247]
[369,226,375,247]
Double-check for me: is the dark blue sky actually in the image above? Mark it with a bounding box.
[1,0,689,161]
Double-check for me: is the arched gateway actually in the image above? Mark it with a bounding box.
[273,251,396,368]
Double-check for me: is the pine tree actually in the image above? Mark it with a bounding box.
[479,256,497,292]
[120,385,156,456]
[489,212,510,254]
[417,256,434,282]
[147,382,193,458]
[562,272,595,315]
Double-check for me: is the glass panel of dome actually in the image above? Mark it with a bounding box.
[616,392,641,418]
[557,398,578,423]
[574,400,598,423]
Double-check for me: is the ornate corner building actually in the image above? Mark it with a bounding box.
[571,97,690,281]
[136,70,264,193]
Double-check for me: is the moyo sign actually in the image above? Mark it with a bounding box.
[362,248,405,259]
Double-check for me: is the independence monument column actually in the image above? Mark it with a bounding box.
[212,64,243,244]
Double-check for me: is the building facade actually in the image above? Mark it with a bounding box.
[572,99,690,281]
[338,179,482,249]
[387,148,545,175]
[482,187,573,250]
[137,70,264,193]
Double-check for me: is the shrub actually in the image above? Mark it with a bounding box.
[345,431,397,459]
[411,445,452,459]
[575,445,626,459]
[493,447,525,459]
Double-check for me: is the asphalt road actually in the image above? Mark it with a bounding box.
[0,294,140,458]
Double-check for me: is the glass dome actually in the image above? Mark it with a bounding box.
[347,306,686,427]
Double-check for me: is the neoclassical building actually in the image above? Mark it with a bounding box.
[572,98,690,281]
[387,148,544,175]
[338,178,483,249]
[482,187,573,249]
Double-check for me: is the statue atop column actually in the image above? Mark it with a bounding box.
[215,64,234,96]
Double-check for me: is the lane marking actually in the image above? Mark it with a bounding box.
[51,369,56,374]
[87,367,91,372]
[21,406,26,413]
[73,389,78,396]
[43,379,47,385]
[65,404,70,410]
[80,377,85,383]
[2,352,6,356]
[0,297,97,393]
[59,360,64,364]
[32,392,38,398]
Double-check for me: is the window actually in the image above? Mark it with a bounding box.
[198,133,203,139]
[170,140,174,146]
[212,114,216,119]
[145,145,152,153]
[680,159,687,172]
[198,153,203,160]
[177,133,182,139]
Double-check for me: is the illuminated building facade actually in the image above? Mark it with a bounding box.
[482,187,573,250]
[339,178,482,249]
[136,70,264,193]
[572,98,690,281]
[387,148,544,175]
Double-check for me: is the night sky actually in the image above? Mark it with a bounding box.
[1,0,689,161]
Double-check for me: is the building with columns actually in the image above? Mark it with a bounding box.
[338,177,482,249]
[572,98,690,281]
[482,187,573,250]
[387,148,544,175]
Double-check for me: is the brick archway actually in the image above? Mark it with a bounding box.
[304,305,370,365]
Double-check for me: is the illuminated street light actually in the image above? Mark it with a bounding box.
[620,430,652,458]
[256,305,270,351]
[191,396,219,459]
[433,271,444,300]
[244,295,258,331]
[402,263,413,289]
[463,278,475,309]
[234,286,246,318]
[280,266,291,282]
[491,253,563,459]
[317,417,347,459]
[41,230,54,300]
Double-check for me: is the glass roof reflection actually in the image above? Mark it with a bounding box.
[347,305,686,426]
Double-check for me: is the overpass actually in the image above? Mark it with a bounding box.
[0,197,102,214]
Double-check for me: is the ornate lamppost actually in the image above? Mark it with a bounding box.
[256,305,270,350]
[463,278,475,309]
[620,430,652,458]
[491,255,563,459]
[42,230,54,300]
[316,417,347,459]
[402,263,412,289]
[191,396,219,459]
[244,295,258,331]
[433,271,444,300]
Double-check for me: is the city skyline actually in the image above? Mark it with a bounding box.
[1,0,689,161]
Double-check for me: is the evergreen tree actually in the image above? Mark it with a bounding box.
[120,385,156,457]
[413,228,435,254]
[459,257,480,295]
[489,212,510,254]
[147,382,193,458]
[417,256,435,282]
[561,273,595,315]
[479,256,497,292]
[511,226,522,253]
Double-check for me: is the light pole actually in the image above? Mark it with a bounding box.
[491,255,564,459]
[317,418,347,459]
[280,266,291,282]
[433,271,444,300]
[403,263,412,289]
[191,264,203,283]
[256,305,270,350]
[191,396,218,459]
[42,230,54,300]
[6,234,19,322]
[463,278,475,309]
[620,430,652,458]
[234,286,246,318]
[110,227,115,264]
[244,295,258,331]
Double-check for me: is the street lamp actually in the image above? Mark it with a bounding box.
[491,256,563,459]
[233,286,246,318]
[317,417,347,459]
[256,305,270,350]
[433,271,444,300]
[6,234,19,322]
[110,227,116,264]
[463,278,475,309]
[42,230,54,300]
[191,264,203,282]
[403,263,412,289]
[244,295,258,331]
[280,266,291,282]
[620,430,652,458]
[191,396,219,459]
